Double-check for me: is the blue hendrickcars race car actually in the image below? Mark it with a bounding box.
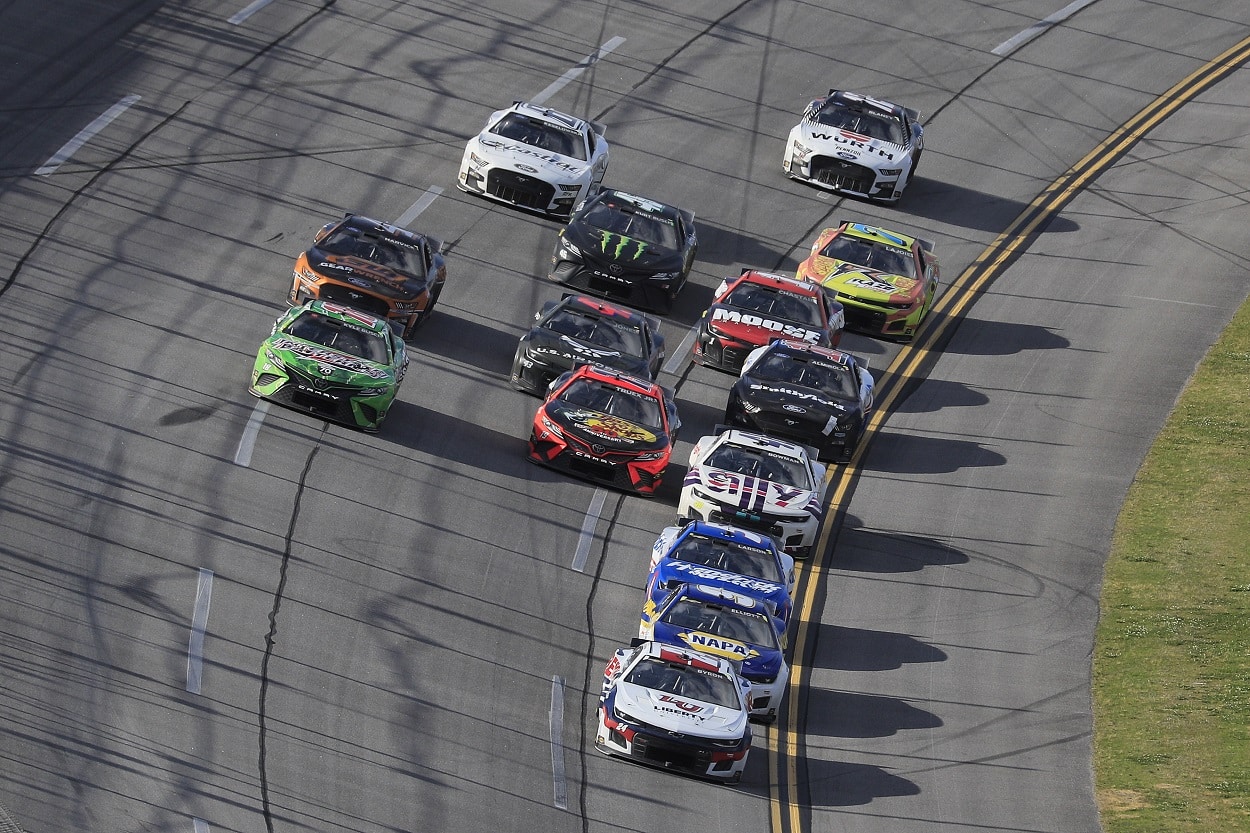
[647,520,795,629]
[639,582,790,723]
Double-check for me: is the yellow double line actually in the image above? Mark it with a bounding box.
[767,32,1250,833]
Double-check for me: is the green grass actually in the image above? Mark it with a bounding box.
[1093,300,1250,831]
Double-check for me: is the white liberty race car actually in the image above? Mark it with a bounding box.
[596,640,753,783]
[678,428,827,559]
[782,89,924,204]
[458,101,609,218]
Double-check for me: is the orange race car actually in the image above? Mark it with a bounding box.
[288,213,447,339]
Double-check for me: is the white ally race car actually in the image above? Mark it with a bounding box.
[782,89,924,204]
[596,640,752,783]
[458,101,609,218]
[678,428,827,558]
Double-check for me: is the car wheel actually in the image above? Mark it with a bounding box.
[905,150,923,190]
[793,545,812,561]
[401,313,420,339]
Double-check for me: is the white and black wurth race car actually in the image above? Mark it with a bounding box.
[458,101,609,218]
[782,89,924,204]
[725,340,875,463]
[678,428,827,559]
[596,640,753,783]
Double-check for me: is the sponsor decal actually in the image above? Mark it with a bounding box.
[598,231,648,260]
[680,631,760,661]
[782,404,806,413]
[845,274,907,295]
[514,163,538,173]
[605,655,622,681]
[711,307,821,343]
[808,130,898,160]
[668,562,783,594]
[271,338,389,379]
[480,136,584,173]
[656,694,704,714]
[703,470,809,510]
[658,646,719,671]
[749,383,833,405]
[318,256,406,288]
[565,409,657,443]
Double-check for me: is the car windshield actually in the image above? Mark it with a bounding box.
[705,443,809,487]
[660,598,779,649]
[559,379,663,429]
[722,283,823,327]
[545,308,644,356]
[819,235,915,278]
[284,312,389,364]
[623,657,741,708]
[581,202,679,250]
[317,229,425,275]
[669,533,784,583]
[751,353,857,399]
[490,113,587,160]
[812,102,907,145]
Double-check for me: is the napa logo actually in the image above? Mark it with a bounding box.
[598,231,648,260]
[680,631,759,660]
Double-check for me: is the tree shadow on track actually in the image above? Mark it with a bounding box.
[831,526,970,573]
[900,176,1081,235]
[803,760,922,807]
[889,378,990,414]
[809,624,948,671]
[805,689,943,739]
[938,316,1072,356]
[864,430,1007,475]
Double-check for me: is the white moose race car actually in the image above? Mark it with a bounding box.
[458,101,609,218]
[596,640,753,783]
[679,428,827,559]
[782,89,924,204]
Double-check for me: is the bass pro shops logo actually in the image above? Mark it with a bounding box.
[598,231,648,260]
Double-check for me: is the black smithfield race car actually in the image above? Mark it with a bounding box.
[724,339,875,462]
[511,294,666,395]
[549,188,698,314]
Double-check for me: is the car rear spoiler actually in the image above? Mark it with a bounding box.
[904,106,923,124]
[590,120,607,138]
[838,217,936,253]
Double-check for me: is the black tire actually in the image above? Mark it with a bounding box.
[905,149,923,190]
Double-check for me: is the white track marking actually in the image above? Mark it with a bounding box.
[233,400,270,467]
[992,0,1099,56]
[35,95,141,175]
[395,187,444,229]
[532,37,626,106]
[186,568,214,695]
[549,676,568,810]
[662,326,698,375]
[193,818,210,833]
[227,0,274,25]
[571,488,608,572]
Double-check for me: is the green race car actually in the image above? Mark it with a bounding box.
[249,300,409,432]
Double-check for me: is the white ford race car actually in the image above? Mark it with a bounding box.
[678,428,827,559]
[782,89,924,204]
[458,101,609,218]
[596,640,752,783]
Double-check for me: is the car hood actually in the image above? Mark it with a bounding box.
[546,401,668,452]
[613,681,746,736]
[685,465,820,517]
[264,336,394,384]
[524,329,651,378]
[564,223,683,271]
[305,251,426,301]
[735,376,856,416]
[703,303,827,346]
[475,134,589,179]
[652,624,784,678]
[795,121,908,169]
[799,257,919,302]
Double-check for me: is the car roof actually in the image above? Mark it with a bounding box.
[337,214,430,248]
[559,294,649,324]
[767,339,856,366]
[508,101,591,134]
[827,90,907,121]
[636,640,734,674]
[670,582,774,614]
[303,300,390,333]
[717,428,809,458]
[733,269,821,297]
[679,520,779,550]
[570,363,660,396]
[837,221,917,250]
[596,189,679,217]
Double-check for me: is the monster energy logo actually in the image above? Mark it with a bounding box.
[598,231,648,260]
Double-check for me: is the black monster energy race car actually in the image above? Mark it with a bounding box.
[548,188,698,315]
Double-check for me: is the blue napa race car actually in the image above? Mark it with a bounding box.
[640,582,790,723]
[647,520,795,630]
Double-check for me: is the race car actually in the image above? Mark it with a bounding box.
[250,300,409,432]
[725,340,874,462]
[648,520,795,629]
[640,583,790,723]
[548,188,698,313]
[510,294,665,395]
[527,364,680,496]
[795,221,940,341]
[678,429,827,558]
[691,269,845,374]
[457,101,609,218]
[782,89,924,204]
[287,213,446,340]
[597,640,753,783]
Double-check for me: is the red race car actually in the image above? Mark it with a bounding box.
[692,269,844,373]
[527,364,680,496]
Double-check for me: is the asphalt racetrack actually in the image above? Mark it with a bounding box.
[2,3,1249,833]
